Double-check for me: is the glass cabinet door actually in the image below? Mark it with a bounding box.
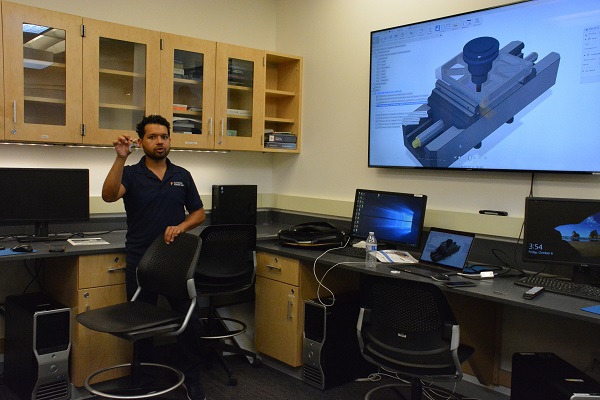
[3,2,82,143]
[82,19,160,146]
[160,33,216,149]
[215,43,264,151]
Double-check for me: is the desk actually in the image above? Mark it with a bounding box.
[254,239,600,387]
[2,230,600,389]
[0,232,130,387]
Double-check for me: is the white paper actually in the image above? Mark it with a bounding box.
[67,238,110,246]
[374,250,418,263]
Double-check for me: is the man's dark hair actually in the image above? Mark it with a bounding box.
[135,114,171,138]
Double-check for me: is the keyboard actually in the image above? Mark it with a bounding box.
[329,246,366,259]
[515,275,600,302]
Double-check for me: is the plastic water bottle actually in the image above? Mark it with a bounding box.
[365,232,377,268]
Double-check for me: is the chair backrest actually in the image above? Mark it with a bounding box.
[196,224,256,282]
[136,232,202,301]
[359,274,458,357]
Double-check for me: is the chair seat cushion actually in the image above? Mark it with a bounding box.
[76,301,183,334]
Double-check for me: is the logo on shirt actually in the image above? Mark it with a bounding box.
[171,181,185,187]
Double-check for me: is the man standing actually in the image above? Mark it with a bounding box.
[102,114,207,400]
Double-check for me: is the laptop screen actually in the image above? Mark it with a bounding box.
[350,189,427,249]
[419,227,475,271]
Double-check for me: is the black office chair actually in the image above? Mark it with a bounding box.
[194,224,261,386]
[76,232,202,399]
[357,275,474,400]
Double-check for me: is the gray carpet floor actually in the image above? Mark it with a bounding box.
[0,354,475,400]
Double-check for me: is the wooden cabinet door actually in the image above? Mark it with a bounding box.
[3,2,82,143]
[160,33,216,149]
[254,276,303,366]
[81,18,160,145]
[214,43,264,151]
[72,284,131,387]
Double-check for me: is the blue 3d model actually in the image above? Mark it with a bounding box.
[402,37,560,168]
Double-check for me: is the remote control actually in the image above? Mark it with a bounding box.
[523,286,544,299]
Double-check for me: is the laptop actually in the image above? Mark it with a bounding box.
[402,227,475,277]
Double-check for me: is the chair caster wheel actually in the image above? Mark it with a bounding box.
[252,358,262,368]
[228,376,238,386]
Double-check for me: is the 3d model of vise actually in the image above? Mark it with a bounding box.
[402,37,560,168]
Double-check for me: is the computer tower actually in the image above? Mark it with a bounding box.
[302,295,373,390]
[5,292,71,400]
[211,184,257,225]
[512,352,600,400]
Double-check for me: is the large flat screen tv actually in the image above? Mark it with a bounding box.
[369,0,600,173]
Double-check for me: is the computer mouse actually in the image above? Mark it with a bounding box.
[431,273,451,281]
[11,244,33,253]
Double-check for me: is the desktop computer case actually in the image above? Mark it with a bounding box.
[5,292,71,400]
[302,295,373,390]
[512,352,600,400]
[211,184,257,225]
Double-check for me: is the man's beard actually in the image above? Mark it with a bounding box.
[144,147,169,161]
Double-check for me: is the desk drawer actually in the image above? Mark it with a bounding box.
[256,252,300,286]
[78,253,127,289]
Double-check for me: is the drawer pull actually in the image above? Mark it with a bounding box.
[266,264,281,271]
[108,267,126,272]
[287,299,293,320]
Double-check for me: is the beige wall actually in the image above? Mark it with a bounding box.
[271,0,600,223]
[1,0,599,238]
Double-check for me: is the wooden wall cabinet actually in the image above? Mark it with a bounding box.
[1,1,302,152]
[82,18,161,145]
[159,33,216,150]
[214,43,265,151]
[44,253,131,387]
[254,252,359,366]
[263,52,303,153]
[2,1,82,143]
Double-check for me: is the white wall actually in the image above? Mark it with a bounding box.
[271,0,600,219]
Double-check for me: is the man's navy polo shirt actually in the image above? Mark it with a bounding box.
[121,156,203,266]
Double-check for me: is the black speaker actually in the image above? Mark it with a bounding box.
[512,352,600,400]
[5,292,71,400]
[302,295,373,390]
[211,184,257,225]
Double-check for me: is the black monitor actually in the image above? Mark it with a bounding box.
[522,197,600,284]
[0,168,90,241]
[369,0,600,173]
[350,189,427,250]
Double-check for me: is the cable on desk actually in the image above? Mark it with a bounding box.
[311,237,367,308]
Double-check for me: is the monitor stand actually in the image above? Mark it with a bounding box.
[16,222,68,243]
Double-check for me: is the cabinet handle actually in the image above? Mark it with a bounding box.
[266,264,281,271]
[287,299,293,320]
[13,100,17,123]
[220,118,224,136]
[108,267,126,272]
[209,117,213,136]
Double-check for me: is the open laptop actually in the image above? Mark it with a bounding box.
[402,227,475,277]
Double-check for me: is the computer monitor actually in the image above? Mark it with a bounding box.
[350,189,427,250]
[0,168,90,241]
[522,197,600,284]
